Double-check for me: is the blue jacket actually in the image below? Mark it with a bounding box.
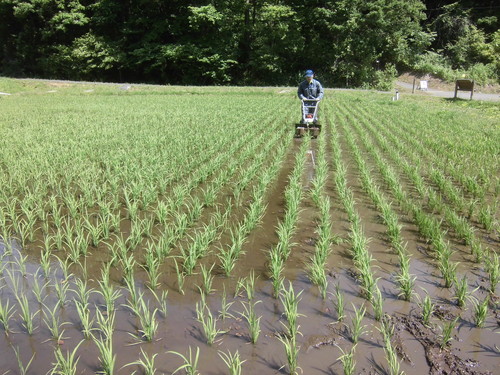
[297,79,324,100]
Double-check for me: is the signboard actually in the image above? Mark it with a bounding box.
[455,79,474,99]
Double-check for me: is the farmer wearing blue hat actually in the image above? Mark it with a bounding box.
[297,70,324,125]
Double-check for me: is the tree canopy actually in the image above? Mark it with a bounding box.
[0,0,498,86]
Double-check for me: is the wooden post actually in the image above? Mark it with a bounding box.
[412,77,416,94]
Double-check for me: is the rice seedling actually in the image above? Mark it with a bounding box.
[453,275,471,308]
[239,300,262,344]
[32,269,49,304]
[53,277,70,306]
[0,298,15,333]
[12,250,28,277]
[219,284,234,321]
[218,349,245,375]
[485,251,499,293]
[280,282,303,338]
[92,309,116,375]
[50,339,84,375]
[418,293,435,327]
[277,333,301,375]
[151,289,168,318]
[243,269,257,301]
[195,300,225,345]
[333,283,346,322]
[97,265,122,313]
[472,295,489,328]
[74,299,93,339]
[200,263,215,295]
[123,348,158,375]
[173,258,185,295]
[396,254,415,302]
[336,344,356,375]
[12,346,35,375]
[371,285,384,321]
[268,247,284,298]
[43,301,68,341]
[16,293,38,335]
[440,317,458,349]
[349,303,366,344]
[308,254,328,300]
[130,294,159,342]
[168,346,200,375]
[143,251,161,291]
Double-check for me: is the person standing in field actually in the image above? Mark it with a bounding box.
[297,69,324,125]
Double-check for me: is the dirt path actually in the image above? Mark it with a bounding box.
[395,81,500,102]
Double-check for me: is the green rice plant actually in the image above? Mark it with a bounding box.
[168,346,200,375]
[378,320,404,375]
[43,301,68,341]
[371,285,384,321]
[485,251,499,293]
[131,294,159,342]
[53,277,70,306]
[243,269,256,301]
[143,251,161,291]
[453,275,471,308]
[333,283,346,322]
[151,289,168,318]
[14,251,28,277]
[92,309,116,375]
[396,254,415,302]
[269,247,284,298]
[16,293,38,335]
[280,282,303,338]
[195,300,225,345]
[97,265,122,313]
[336,344,356,375]
[277,333,301,375]
[0,298,15,333]
[123,348,158,375]
[31,270,49,304]
[415,292,434,327]
[478,205,495,231]
[440,317,458,349]
[218,350,245,375]
[471,240,484,263]
[239,300,262,344]
[200,263,215,295]
[218,285,234,321]
[50,339,84,375]
[471,295,489,328]
[179,245,197,276]
[349,303,366,344]
[307,254,328,299]
[121,253,136,284]
[173,258,185,295]
[55,255,73,281]
[12,346,35,375]
[74,299,93,339]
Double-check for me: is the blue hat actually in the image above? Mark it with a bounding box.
[305,70,314,77]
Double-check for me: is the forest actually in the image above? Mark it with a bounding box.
[0,0,498,87]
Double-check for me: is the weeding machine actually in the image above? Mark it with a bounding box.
[295,98,321,138]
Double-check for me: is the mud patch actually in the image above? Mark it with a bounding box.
[390,314,492,375]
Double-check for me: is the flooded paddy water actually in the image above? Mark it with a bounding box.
[0,80,498,374]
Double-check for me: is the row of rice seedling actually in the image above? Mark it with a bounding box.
[337,102,496,326]
[306,122,336,300]
[360,101,499,233]
[363,96,499,199]
[350,106,498,297]
[267,136,311,298]
[340,112,416,304]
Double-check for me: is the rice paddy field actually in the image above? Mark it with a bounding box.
[0,78,498,375]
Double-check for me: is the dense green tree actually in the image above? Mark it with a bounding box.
[0,0,495,85]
